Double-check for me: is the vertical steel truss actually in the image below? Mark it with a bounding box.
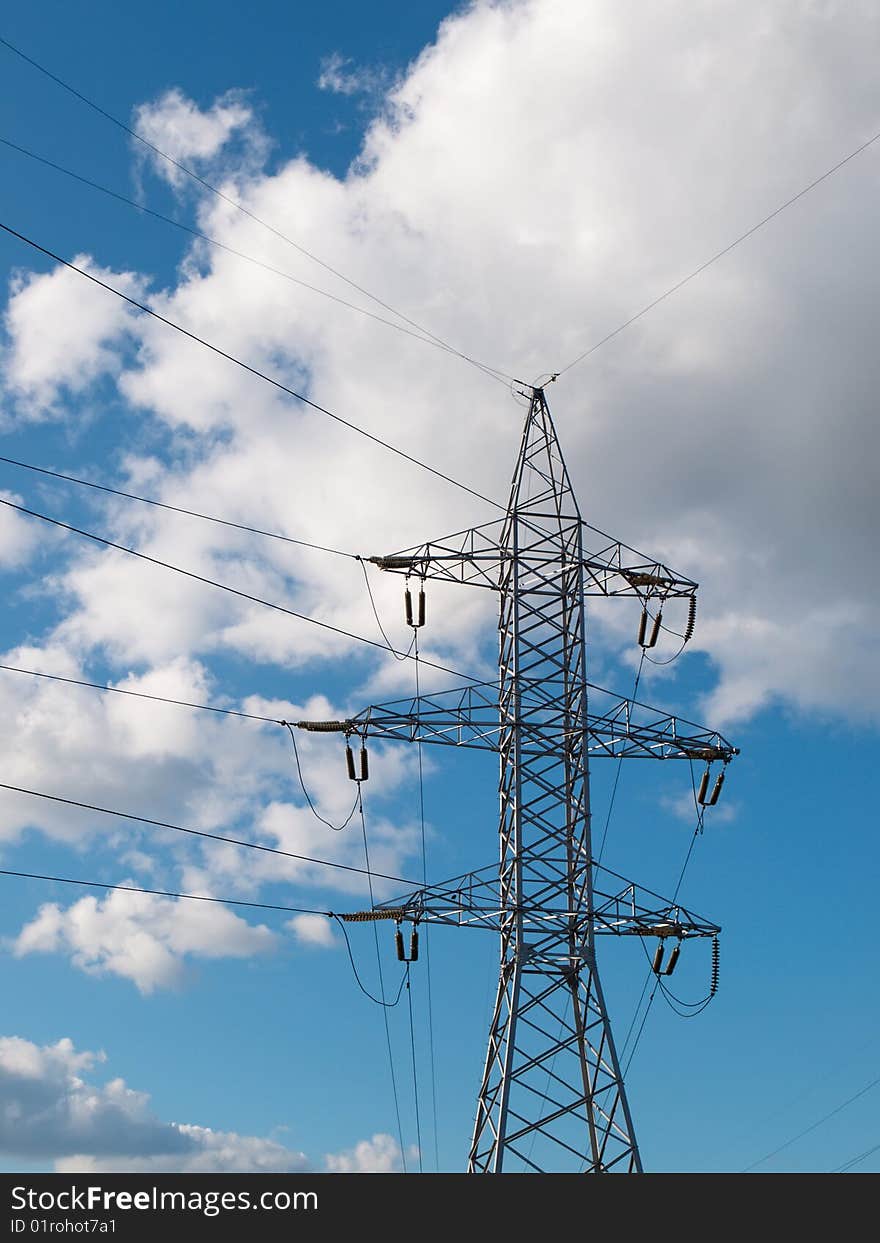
[298,388,736,1172]
[468,391,639,1172]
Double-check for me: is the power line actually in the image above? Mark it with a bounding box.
[0,780,421,889]
[0,219,504,512]
[742,1072,880,1172]
[413,629,439,1171]
[357,557,415,661]
[356,791,408,1173]
[832,1139,880,1174]
[0,865,332,917]
[0,134,513,378]
[405,963,423,1174]
[0,36,513,387]
[596,648,645,866]
[332,912,408,1009]
[618,774,711,1082]
[555,124,880,378]
[0,493,484,684]
[0,661,283,723]
[284,723,360,833]
[0,450,356,559]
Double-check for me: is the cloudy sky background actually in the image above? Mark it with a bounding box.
[0,0,878,1172]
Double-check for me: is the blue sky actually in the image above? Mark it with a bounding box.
[0,0,878,1174]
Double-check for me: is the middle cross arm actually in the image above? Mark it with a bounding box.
[337,860,720,939]
[295,681,738,761]
[368,518,698,599]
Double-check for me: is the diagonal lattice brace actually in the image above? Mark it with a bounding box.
[339,859,720,939]
[309,386,736,1172]
[295,681,738,761]
[368,521,697,600]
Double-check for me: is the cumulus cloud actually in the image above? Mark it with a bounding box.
[323,1132,408,1172]
[0,1035,190,1160]
[317,53,392,100]
[0,490,40,566]
[287,913,337,948]
[2,257,144,415]
[12,887,277,993]
[1,0,879,1002]
[0,1034,403,1171]
[132,88,266,187]
[97,0,880,730]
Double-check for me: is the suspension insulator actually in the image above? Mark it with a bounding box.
[359,745,369,782]
[710,936,720,996]
[417,588,426,628]
[404,588,413,628]
[697,767,710,805]
[637,608,648,646]
[395,928,405,962]
[345,744,357,782]
[708,770,725,806]
[647,609,662,648]
[410,928,419,962]
[664,943,681,976]
[651,942,665,974]
[684,596,697,644]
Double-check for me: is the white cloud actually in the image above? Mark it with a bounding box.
[2,257,144,415]
[287,913,337,948]
[0,1033,401,1171]
[133,89,265,188]
[0,1035,189,1160]
[323,1132,407,1172]
[317,53,391,100]
[12,887,277,993]
[0,490,40,566]
[80,0,880,733]
[1,0,879,1004]
[56,1125,308,1174]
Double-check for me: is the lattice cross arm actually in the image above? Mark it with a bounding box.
[336,861,720,940]
[292,682,738,762]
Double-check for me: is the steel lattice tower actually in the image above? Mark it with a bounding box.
[297,387,737,1172]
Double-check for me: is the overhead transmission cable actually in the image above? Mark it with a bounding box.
[0,135,513,382]
[357,557,415,661]
[412,626,439,1171]
[0,37,513,387]
[0,779,422,889]
[0,661,284,723]
[618,757,712,1078]
[0,494,484,685]
[0,220,504,514]
[284,723,359,833]
[0,450,356,559]
[595,647,645,866]
[405,962,423,1174]
[742,1072,880,1172]
[332,914,407,1009]
[554,123,880,379]
[0,862,409,1012]
[832,1140,880,1174]
[0,865,338,917]
[356,792,408,1172]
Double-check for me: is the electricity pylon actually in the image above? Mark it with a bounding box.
[297,387,737,1172]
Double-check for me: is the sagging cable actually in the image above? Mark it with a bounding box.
[284,722,359,832]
